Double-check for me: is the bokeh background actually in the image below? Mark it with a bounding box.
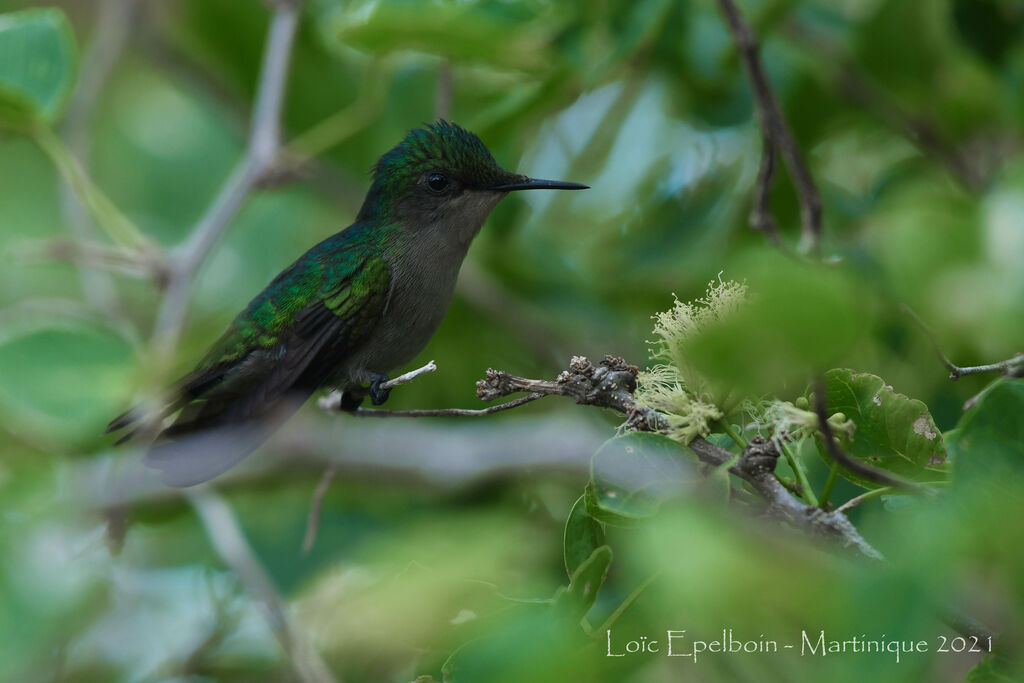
[1,0,1023,681]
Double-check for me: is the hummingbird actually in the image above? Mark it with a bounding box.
[107,120,587,486]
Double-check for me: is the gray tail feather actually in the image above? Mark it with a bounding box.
[143,396,305,487]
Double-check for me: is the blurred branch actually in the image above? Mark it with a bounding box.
[187,487,338,683]
[785,19,989,191]
[749,139,787,250]
[903,305,1024,381]
[26,238,170,282]
[812,376,936,494]
[152,1,302,356]
[302,465,337,554]
[349,394,543,418]
[59,0,137,315]
[715,0,822,256]
[435,61,453,120]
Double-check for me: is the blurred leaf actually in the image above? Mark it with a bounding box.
[563,494,605,579]
[322,0,565,72]
[683,251,863,401]
[440,599,597,683]
[0,8,77,126]
[816,369,950,489]
[551,545,612,625]
[586,432,698,525]
[947,379,1024,484]
[0,326,132,446]
[952,0,1024,67]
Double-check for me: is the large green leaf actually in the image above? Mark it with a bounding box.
[0,8,77,126]
[946,379,1024,484]
[585,432,698,525]
[817,369,950,489]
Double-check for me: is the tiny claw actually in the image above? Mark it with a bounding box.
[369,373,391,406]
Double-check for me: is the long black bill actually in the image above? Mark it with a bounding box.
[489,177,589,192]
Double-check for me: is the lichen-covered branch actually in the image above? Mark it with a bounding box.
[477,355,883,559]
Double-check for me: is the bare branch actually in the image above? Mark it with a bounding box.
[302,466,337,554]
[381,360,438,390]
[903,305,1024,381]
[187,487,337,683]
[715,0,823,256]
[351,394,543,418]
[152,1,302,353]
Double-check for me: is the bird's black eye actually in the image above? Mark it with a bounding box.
[426,172,449,194]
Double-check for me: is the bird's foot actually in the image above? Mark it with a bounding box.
[369,373,391,406]
[337,391,365,412]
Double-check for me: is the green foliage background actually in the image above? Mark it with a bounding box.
[0,0,1023,681]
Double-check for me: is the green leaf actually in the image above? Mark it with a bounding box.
[586,432,698,525]
[0,8,77,126]
[322,0,565,73]
[0,326,133,446]
[563,494,605,579]
[816,369,950,489]
[681,251,864,403]
[946,379,1024,484]
[551,545,612,625]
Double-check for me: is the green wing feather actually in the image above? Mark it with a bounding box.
[107,230,392,441]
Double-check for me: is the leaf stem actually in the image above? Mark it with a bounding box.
[819,461,840,510]
[595,572,660,635]
[835,486,893,515]
[779,440,817,507]
[717,420,748,449]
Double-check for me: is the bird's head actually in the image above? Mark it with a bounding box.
[358,120,587,244]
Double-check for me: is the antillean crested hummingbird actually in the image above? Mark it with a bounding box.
[108,120,588,486]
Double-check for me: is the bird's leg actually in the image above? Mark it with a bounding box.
[369,373,391,406]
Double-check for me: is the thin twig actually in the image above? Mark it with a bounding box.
[381,360,438,389]
[152,1,301,355]
[835,487,893,515]
[715,0,823,255]
[302,466,337,554]
[903,305,1024,380]
[317,361,439,412]
[351,394,543,418]
[186,487,337,683]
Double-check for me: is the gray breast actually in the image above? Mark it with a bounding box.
[333,189,505,387]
